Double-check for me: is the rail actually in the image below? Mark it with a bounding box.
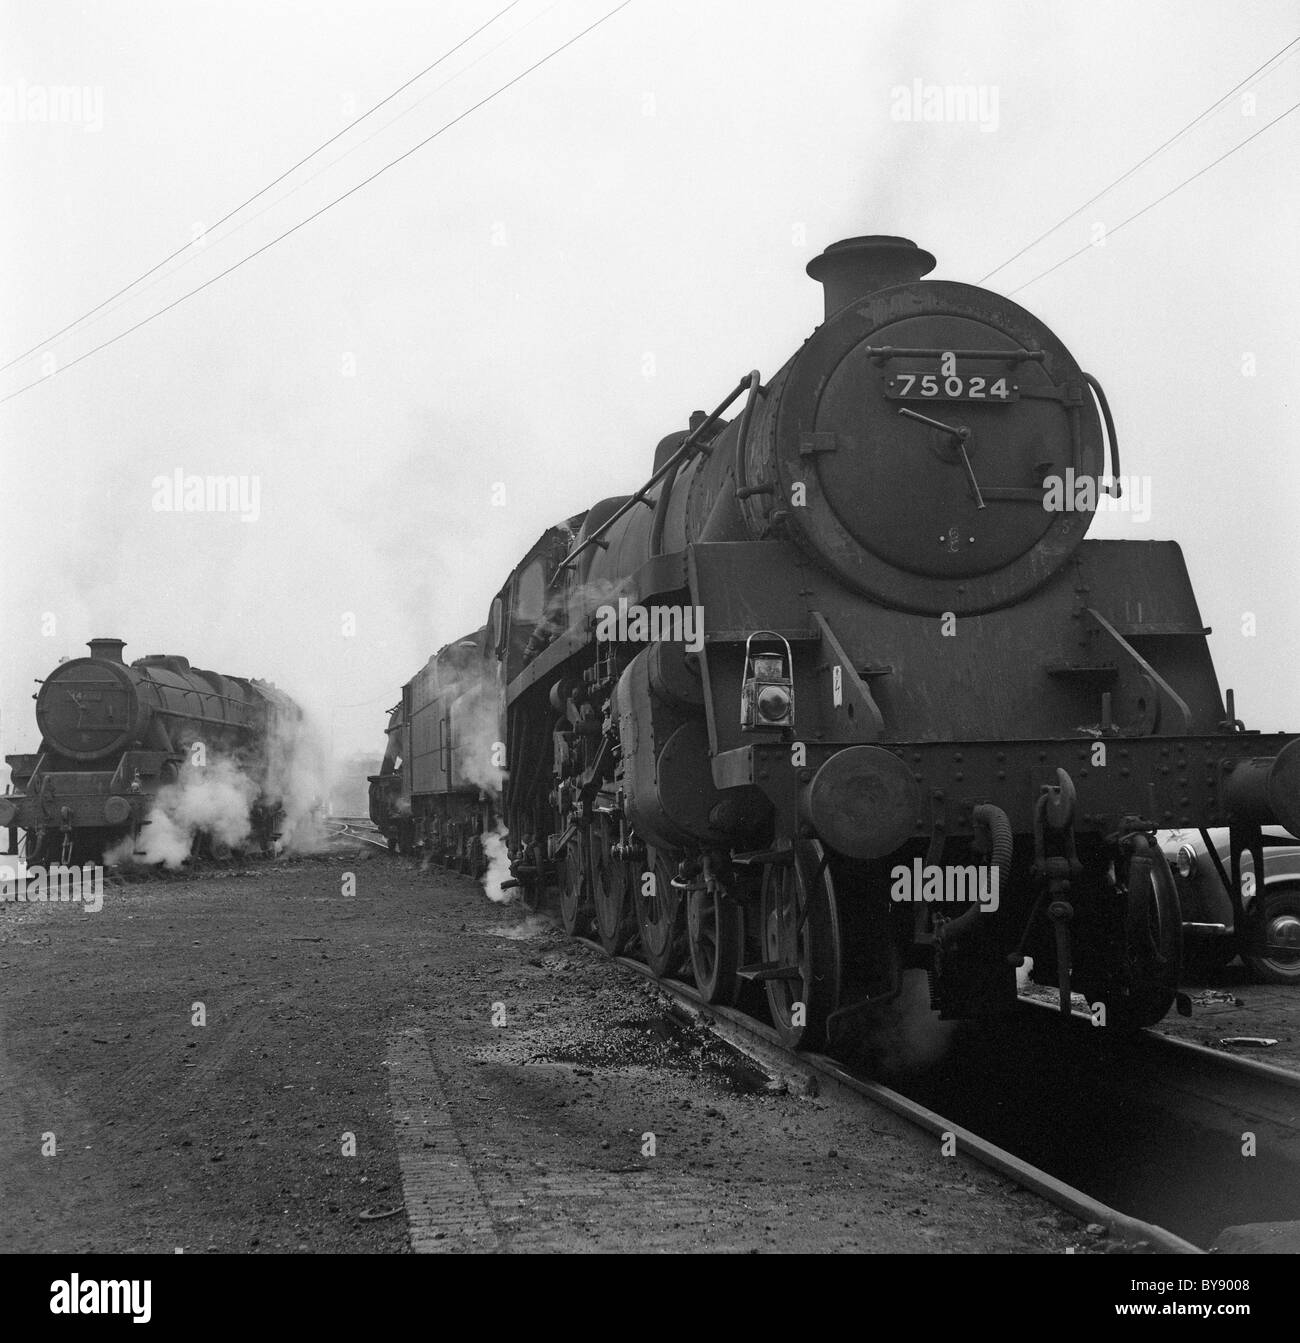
[327,818,392,853]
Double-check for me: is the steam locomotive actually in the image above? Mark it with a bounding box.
[387,235,1300,1045]
[368,630,497,875]
[1,638,302,864]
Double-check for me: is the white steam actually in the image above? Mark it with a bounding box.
[264,710,332,855]
[103,709,332,869]
[858,969,958,1076]
[454,680,505,797]
[440,548,621,908]
[436,667,516,905]
[481,821,512,904]
[106,758,257,867]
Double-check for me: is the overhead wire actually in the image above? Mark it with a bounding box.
[980,33,1300,284]
[0,0,635,408]
[12,0,566,358]
[1005,97,1300,296]
[0,0,524,375]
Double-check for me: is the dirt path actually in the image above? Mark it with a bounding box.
[0,849,1103,1253]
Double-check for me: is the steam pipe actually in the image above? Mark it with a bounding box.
[937,803,1012,946]
[973,803,1014,887]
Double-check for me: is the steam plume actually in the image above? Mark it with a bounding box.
[103,710,332,868]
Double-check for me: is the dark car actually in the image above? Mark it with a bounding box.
[1160,826,1300,983]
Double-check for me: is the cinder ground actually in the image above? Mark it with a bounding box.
[1148,975,1300,1073]
[0,845,1163,1254]
[1021,966,1300,1071]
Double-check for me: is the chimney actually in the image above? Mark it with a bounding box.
[806,235,936,320]
[87,638,127,663]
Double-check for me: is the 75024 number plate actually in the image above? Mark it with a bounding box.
[884,372,1018,402]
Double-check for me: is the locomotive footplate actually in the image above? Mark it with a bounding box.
[0,769,153,833]
[713,734,1300,847]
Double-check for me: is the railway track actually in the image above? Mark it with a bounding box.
[919,996,1300,1250]
[568,936,1200,1254]
[326,817,393,853]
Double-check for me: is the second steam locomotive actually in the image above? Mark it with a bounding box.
[369,631,495,875]
[1,638,302,865]
[374,234,1300,1046]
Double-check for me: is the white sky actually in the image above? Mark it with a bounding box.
[2,0,1298,763]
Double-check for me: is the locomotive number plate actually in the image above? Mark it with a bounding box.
[884,373,1018,402]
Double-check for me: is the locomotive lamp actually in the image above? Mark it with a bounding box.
[740,631,794,732]
[1175,844,1198,880]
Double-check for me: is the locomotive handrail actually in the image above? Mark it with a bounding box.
[557,370,761,572]
[136,669,256,710]
[730,370,762,501]
[862,345,1047,363]
[1083,372,1121,499]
